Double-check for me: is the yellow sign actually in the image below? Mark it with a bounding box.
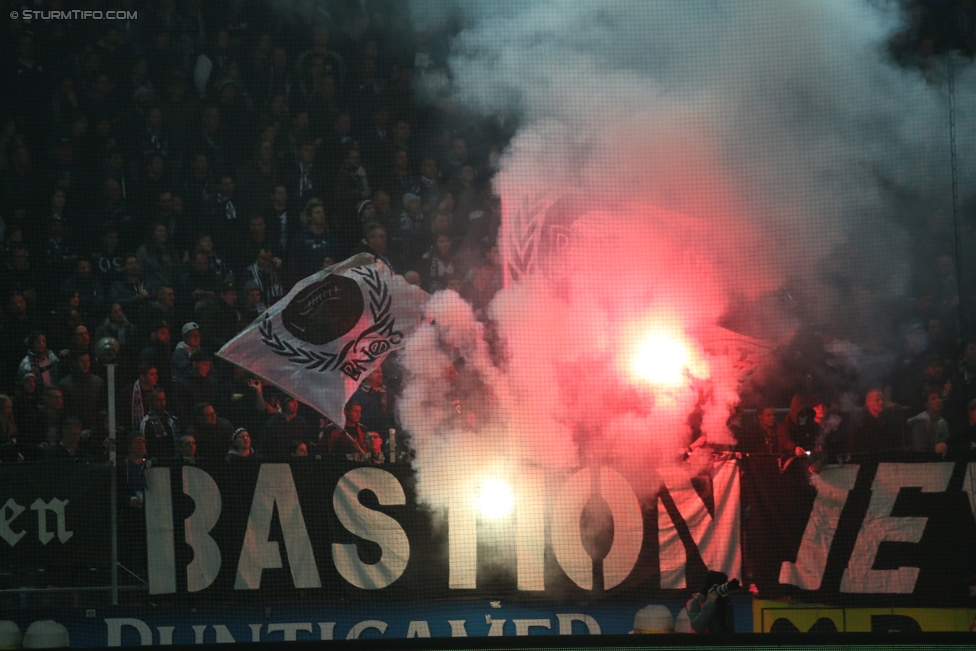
[753,599,975,632]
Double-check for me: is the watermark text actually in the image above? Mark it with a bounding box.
[10,10,138,20]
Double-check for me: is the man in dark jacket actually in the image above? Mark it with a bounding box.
[286,198,337,282]
[58,352,106,430]
[263,396,310,459]
[184,402,234,460]
[196,281,241,352]
[947,398,976,460]
[848,389,905,460]
[172,351,219,424]
[139,321,173,391]
[47,417,91,461]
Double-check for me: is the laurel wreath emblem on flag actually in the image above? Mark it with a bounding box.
[219,253,425,425]
[258,266,403,380]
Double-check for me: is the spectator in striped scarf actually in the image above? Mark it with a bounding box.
[18,331,60,387]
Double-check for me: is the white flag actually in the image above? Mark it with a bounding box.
[218,254,427,425]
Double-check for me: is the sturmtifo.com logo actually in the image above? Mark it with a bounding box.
[10,9,138,20]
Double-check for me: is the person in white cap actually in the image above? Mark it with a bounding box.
[171,322,202,381]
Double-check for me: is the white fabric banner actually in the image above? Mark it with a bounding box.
[779,465,859,591]
[218,254,427,425]
[840,462,953,594]
[658,459,741,589]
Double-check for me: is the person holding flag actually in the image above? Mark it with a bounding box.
[325,400,369,458]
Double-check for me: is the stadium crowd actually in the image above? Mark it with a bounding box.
[0,0,509,468]
[0,0,975,475]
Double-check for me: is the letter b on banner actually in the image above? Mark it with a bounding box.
[146,466,223,594]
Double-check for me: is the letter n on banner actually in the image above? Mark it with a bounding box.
[658,459,741,589]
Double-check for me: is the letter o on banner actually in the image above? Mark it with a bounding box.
[550,467,643,590]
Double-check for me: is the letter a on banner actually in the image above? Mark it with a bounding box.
[235,464,321,589]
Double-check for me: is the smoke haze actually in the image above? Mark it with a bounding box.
[395,0,976,539]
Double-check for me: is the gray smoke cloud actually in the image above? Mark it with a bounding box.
[415,0,976,338]
[396,0,976,519]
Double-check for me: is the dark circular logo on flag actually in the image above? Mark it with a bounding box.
[281,276,364,345]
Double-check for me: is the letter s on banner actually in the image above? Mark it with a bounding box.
[332,467,410,589]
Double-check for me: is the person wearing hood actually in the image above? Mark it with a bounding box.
[783,395,828,469]
[907,389,949,455]
[775,394,807,457]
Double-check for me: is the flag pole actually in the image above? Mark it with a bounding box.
[107,362,118,606]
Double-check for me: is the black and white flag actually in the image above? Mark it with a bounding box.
[218,254,427,424]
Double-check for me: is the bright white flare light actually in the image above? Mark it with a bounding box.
[476,477,515,520]
[632,332,692,386]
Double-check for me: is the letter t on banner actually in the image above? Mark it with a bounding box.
[780,465,858,590]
